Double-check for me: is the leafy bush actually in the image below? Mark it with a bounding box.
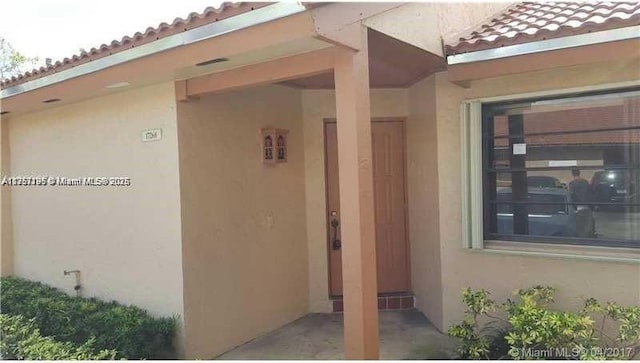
[0,314,117,360]
[448,286,640,360]
[0,276,178,359]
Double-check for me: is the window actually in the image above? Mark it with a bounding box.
[467,88,640,249]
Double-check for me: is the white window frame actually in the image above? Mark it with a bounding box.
[460,80,640,251]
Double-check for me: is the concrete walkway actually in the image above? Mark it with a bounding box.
[216,309,457,360]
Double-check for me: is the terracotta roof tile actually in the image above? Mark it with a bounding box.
[1,2,271,88]
[447,1,640,55]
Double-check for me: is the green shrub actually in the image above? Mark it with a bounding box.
[448,286,640,360]
[0,276,178,359]
[0,314,117,360]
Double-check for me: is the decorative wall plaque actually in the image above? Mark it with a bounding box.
[261,128,289,164]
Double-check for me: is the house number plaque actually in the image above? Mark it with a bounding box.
[141,128,163,142]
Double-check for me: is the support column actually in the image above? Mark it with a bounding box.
[0,117,13,276]
[333,26,379,360]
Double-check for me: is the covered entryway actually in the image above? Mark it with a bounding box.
[172,4,448,358]
[325,120,410,296]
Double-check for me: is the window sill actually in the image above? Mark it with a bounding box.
[470,240,640,264]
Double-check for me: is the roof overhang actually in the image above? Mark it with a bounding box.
[0,2,450,117]
[0,3,332,116]
[447,25,640,65]
[0,2,307,100]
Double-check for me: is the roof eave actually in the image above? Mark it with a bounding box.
[447,25,640,65]
[0,2,307,99]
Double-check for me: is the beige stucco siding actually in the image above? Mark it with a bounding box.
[0,117,13,276]
[302,89,409,313]
[177,84,308,359]
[6,83,184,320]
[406,75,443,328]
[433,58,640,331]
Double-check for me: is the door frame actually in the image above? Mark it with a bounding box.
[323,117,412,298]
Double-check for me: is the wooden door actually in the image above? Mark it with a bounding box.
[325,120,410,296]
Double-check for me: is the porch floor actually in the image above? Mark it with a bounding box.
[216,309,456,360]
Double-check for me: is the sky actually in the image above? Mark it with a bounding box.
[0,0,226,67]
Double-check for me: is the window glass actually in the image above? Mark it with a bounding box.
[482,90,640,247]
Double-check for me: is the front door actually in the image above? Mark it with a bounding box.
[325,120,410,296]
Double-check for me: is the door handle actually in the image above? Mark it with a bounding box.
[330,211,341,250]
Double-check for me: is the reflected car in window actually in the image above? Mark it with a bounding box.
[527,176,565,189]
[590,170,636,208]
[495,188,594,237]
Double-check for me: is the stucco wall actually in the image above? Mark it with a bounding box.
[302,89,409,313]
[6,83,184,321]
[177,84,308,359]
[432,58,640,331]
[406,75,443,328]
[0,117,13,276]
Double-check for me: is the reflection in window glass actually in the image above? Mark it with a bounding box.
[482,89,640,247]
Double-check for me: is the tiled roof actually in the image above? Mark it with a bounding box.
[447,1,640,55]
[1,2,270,88]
